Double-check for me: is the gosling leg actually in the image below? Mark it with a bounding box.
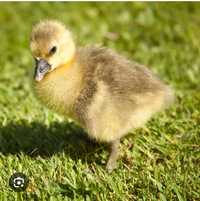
[106,139,120,172]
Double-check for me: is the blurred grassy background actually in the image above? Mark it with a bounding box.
[0,2,199,200]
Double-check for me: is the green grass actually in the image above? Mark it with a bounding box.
[0,2,199,200]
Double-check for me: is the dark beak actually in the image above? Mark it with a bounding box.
[34,59,51,82]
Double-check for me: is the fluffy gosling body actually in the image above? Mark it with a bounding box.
[30,20,174,171]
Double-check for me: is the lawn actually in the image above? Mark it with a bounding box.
[0,2,199,201]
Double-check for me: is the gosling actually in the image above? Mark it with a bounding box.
[30,20,174,172]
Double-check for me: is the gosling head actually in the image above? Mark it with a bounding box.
[30,20,76,82]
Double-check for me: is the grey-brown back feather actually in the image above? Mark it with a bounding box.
[78,46,170,99]
[73,46,173,125]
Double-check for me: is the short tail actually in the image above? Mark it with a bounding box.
[163,85,174,108]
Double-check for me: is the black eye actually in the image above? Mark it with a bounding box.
[49,46,57,55]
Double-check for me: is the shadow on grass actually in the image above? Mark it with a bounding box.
[0,120,105,164]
